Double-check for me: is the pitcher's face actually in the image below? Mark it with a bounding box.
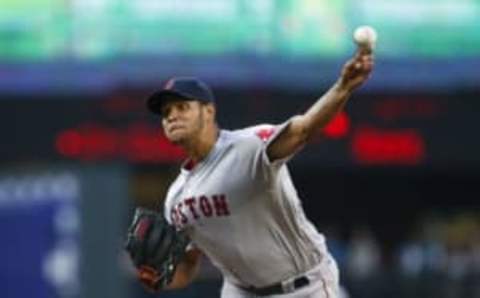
[161,99,210,145]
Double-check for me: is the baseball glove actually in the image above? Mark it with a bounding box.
[125,207,190,291]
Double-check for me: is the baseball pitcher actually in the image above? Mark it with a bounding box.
[125,43,374,297]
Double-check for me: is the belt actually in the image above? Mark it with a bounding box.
[241,276,310,296]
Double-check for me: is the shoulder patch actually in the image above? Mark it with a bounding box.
[255,126,276,142]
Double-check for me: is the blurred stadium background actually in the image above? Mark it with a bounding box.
[1,0,479,297]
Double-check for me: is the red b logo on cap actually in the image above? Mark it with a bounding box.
[164,79,175,90]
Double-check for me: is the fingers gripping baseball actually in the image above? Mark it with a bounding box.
[339,26,377,91]
[341,52,374,89]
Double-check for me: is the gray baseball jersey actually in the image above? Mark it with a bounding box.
[164,121,329,288]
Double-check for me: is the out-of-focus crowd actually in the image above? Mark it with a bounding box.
[327,213,480,298]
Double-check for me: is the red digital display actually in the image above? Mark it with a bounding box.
[373,98,441,121]
[323,111,350,139]
[53,104,429,166]
[351,126,425,165]
[55,122,185,162]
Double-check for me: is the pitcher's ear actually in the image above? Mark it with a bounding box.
[204,103,216,119]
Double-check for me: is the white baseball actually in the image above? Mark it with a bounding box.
[353,25,377,48]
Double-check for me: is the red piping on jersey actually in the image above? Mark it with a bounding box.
[183,159,197,170]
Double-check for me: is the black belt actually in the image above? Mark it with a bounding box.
[241,276,310,296]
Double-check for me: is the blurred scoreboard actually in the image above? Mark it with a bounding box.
[0,0,479,61]
[2,90,479,168]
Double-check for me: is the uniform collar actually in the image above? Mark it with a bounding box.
[180,130,225,174]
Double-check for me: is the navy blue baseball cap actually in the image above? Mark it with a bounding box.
[146,77,216,115]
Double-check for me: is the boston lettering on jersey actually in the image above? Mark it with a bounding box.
[170,194,230,227]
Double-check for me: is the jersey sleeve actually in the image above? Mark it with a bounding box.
[258,118,300,168]
[237,118,298,181]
